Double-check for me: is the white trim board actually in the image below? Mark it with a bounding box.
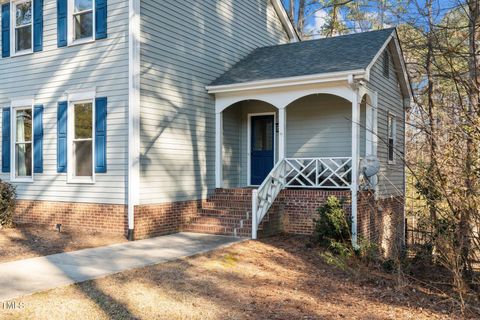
[127,0,141,234]
[247,112,277,186]
[270,0,299,42]
[207,70,365,94]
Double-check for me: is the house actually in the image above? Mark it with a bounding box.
[0,0,410,253]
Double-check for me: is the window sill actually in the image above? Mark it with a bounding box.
[68,38,96,47]
[10,50,33,58]
[388,160,396,165]
[11,178,34,183]
[67,177,95,185]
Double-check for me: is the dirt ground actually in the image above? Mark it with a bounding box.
[2,234,476,320]
[0,224,127,263]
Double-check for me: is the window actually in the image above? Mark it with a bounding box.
[70,0,94,43]
[387,113,396,163]
[383,51,390,78]
[12,0,33,54]
[68,98,94,183]
[12,105,33,181]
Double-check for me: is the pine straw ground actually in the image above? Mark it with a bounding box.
[2,235,478,320]
[0,224,127,263]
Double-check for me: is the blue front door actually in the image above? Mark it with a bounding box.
[250,115,274,185]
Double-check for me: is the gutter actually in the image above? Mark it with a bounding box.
[207,70,366,94]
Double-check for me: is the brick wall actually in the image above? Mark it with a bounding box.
[134,200,201,239]
[15,200,128,234]
[357,191,405,257]
[279,189,351,235]
[265,189,405,257]
[14,199,203,239]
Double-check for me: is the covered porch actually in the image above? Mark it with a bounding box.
[208,78,379,241]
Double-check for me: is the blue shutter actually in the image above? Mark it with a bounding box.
[2,108,10,173]
[95,97,107,173]
[57,102,67,173]
[57,0,67,47]
[34,105,44,173]
[95,0,107,40]
[1,3,10,58]
[33,0,44,52]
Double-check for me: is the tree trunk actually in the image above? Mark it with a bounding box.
[297,0,306,35]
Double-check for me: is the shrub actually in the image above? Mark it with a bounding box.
[0,180,16,228]
[313,196,350,247]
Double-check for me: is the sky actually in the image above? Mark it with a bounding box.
[281,0,461,37]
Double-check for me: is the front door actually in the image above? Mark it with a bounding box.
[250,115,274,185]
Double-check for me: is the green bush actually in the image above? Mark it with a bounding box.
[0,180,16,228]
[313,196,351,247]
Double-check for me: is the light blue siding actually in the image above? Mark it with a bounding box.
[139,0,290,204]
[366,43,406,198]
[0,0,129,204]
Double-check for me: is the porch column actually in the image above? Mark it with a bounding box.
[351,90,360,248]
[215,111,223,189]
[278,107,286,161]
[365,93,378,157]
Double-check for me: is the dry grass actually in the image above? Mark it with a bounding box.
[0,224,127,263]
[1,235,473,319]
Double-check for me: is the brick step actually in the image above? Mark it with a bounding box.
[182,224,235,236]
[207,196,252,203]
[199,208,249,218]
[214,188,254,196]
[189,215,246,227]
[203,200,252,210]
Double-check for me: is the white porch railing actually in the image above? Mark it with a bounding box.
[252,157,353,239]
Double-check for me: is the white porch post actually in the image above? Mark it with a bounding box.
[215,111,223,189]
[366,102,374,156]
[278,107,286,161]
[351,90,360,249]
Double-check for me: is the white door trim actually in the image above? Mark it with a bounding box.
[247,112,277,187]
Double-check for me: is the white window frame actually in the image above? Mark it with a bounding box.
[67,90,96,184]
[10,98,34,183]
[10,0,34,56]
[67,0,96,46]
[387,112,396,164]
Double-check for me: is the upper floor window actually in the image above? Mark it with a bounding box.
[57,0,106,47]
[387,113,396,163]
[12,0,33,54]
[72,0,93,42]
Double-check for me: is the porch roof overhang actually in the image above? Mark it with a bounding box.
[207,28,413,110]
[207,72,361,113]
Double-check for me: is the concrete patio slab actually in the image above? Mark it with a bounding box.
[0,232,244,302]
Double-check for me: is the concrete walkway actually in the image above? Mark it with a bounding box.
[0,232,243,302]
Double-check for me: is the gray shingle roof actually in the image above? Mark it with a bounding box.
[210,28,395,86]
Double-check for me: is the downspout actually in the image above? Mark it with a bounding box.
[127,0,140,241]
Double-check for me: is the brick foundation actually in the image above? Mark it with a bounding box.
[134,200,201,239]
[263,189,405,257]
[357,191,405,257]
[14,189,405,256]
[15,200,128,235]
[278,189,352,235]
[13,199,203,239]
